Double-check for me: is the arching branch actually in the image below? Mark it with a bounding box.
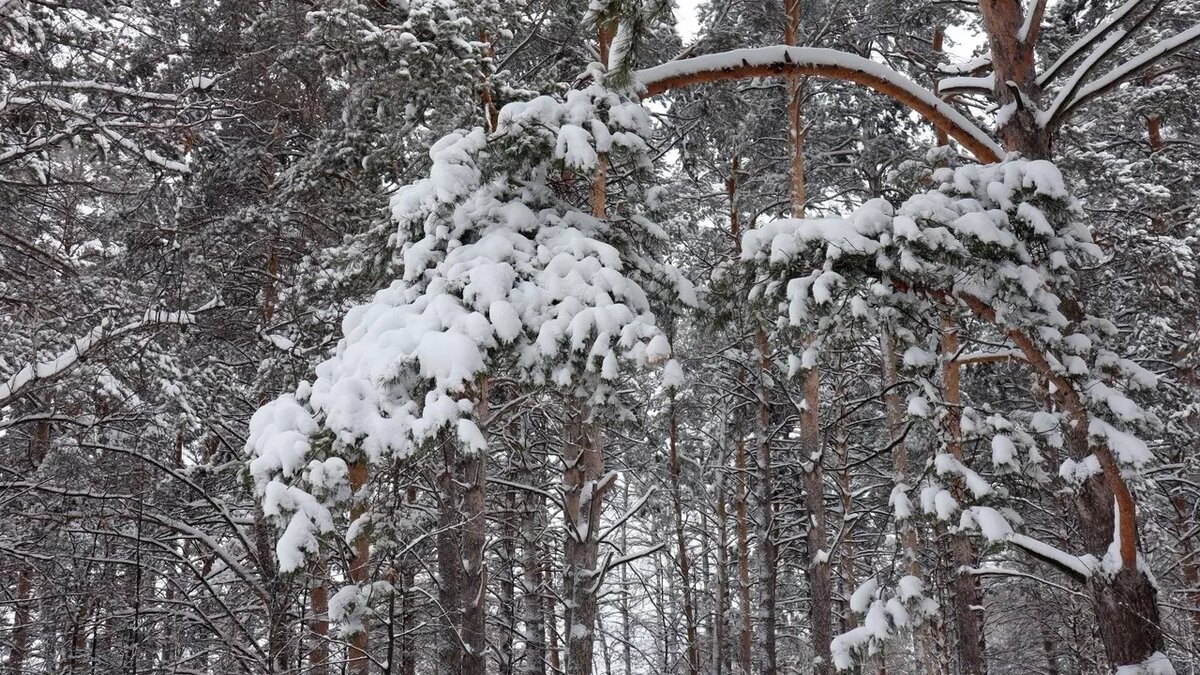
[892,278,1140,568]
[637,46,1004,163]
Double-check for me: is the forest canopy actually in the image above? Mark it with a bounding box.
[2,0,1198,674]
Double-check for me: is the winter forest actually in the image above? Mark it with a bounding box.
[3,0,1200,673]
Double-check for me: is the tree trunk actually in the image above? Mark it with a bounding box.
[714,417,730,675]
[348,459,370,675]
[401,490,418,675]
[801,364,833,675]
[563,408,607,675]
[881,325,938,674]
[975,2,1168,665]
[8,565,32,675]
[462,380,489,675]
[941,319,987,675]
[754,328,778,675]
[932,26,949,147]
[729,155,754,675]
[437,441,465,675]
[309,561,329,675]
[668,399,702,675]
[977,0,1051,157]
[546,555,561,675]
[621,484,635,675]
[519,427,548,675]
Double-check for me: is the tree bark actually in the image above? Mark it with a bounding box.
[976,0,1052,158]
[668,398,702,675]
[881,325,939,674]
[754,327,778,675]
[801,363,833,675]
[462,380,489,675]
[437,440,465,675]
[728,155,755,675]
[8,565,32,675]
[309,561,329,675]
[941,319,987,675]
[714,415,731,675]
[348,459,370,675]
[519,428,548,675]
[562,407,607,675]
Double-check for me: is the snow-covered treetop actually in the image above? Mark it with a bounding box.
[742,154,1167,668]
[246,81,694,574]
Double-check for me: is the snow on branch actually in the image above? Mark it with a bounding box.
[0,297,222,410]
[1037,0,1149,87]
[635,46,1003,162]
[938,56,992,76]
[938,75,995,96]
[5,95,192,174]
[15,80,181,103]
[1051,21,1200,125]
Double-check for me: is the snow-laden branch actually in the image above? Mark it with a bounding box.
[1041,29,1131,126]
[1008,533,1093,580]
[0,297,222,410]
[4,95,192,173]
[635,46,1003,163]
[938,75,995,96]
[1037,0,1149,87]
[938,56,991,76]
[15,80,181,103]
[1052,21,1200,125]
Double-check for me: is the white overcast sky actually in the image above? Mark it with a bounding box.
[672,0,982,60]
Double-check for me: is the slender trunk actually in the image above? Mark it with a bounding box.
[348,459,370,675]
[941,319,987,675]
[835,379,856,635]
[546,555,561,675]
[461,445,488,675]
[68,597,90,675]
[754,328,777,675]
[881,325,937,673]
[563,408,607,675]
[783,7,831,669]
[401,487,417,675]
[1043,634,1060,675]
[252,501,293,673]
[736,428,754,675]
[932,26,949,147]
[438,440,464,675]
[500,482,518,675]
[309,561,329,675]
[561,20,616,673]
[8,566,32,675]
[729,155,754,675]
[801,363,832,675]
[714,417,730,675]
[621,484,634,675]
[668,399,702,675]
[519,426,547,675]
[462,381,489,675]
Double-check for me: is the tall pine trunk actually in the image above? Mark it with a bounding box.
[347,459,370,675]
[562,408,607,675]
[462,380,489,675]
[977,1,1167,666]
[668,399,702,675]
[437,441,465,675]
[941,319,987,675]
